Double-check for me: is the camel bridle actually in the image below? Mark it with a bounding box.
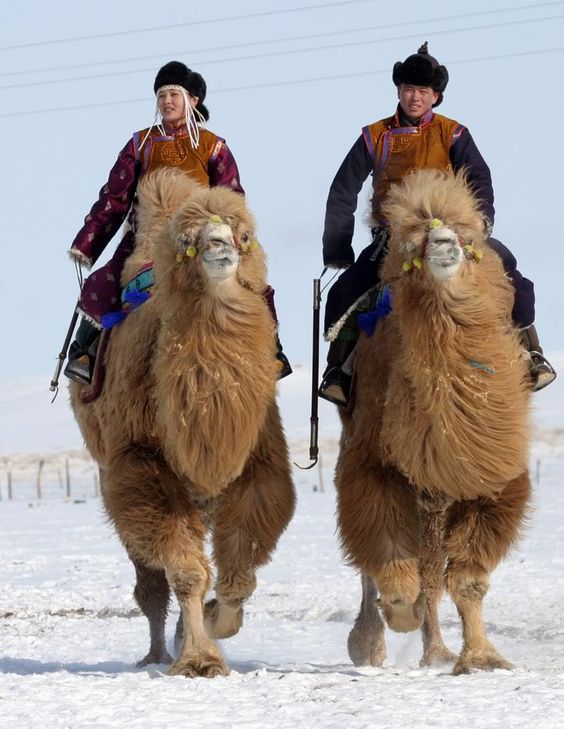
[175,215,258,263]
[401,218,483,272]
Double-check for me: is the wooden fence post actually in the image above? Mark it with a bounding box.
[36,459,45,500]
[65,459,71,499]
[7,471,12,501]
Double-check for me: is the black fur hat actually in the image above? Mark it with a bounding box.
[392,42,449,107]
[153,61,210,121]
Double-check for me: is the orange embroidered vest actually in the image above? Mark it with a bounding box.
[362,112,465,224]
[133,126,224,186]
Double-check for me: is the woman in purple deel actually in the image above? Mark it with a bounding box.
[65,61,291,384]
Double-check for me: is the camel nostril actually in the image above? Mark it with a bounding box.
[434,237,456,245]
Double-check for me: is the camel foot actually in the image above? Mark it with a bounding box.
[204,598,244,640]
[380,591,426,633]
[420,644,457,668]
[136,649,174,667]
[452,646,513,675]
[347,625,386,667]
[168,649,229,678]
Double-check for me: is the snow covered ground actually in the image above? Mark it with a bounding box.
[1,358,563,728]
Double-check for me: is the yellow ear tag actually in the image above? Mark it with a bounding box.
[402,260,413,272]
[413,257,423,269]
[464,244,483,262]
[176,252,182,263]
[209,214,223,224]
[250,239,259,251]
[429,218,443,229]
[186,245,197,258]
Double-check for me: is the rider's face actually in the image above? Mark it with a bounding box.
[157,88,198,126]
[398,84,439,119]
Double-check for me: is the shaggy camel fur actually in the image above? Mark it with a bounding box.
[70,168,295,677]
[336,169,531,675]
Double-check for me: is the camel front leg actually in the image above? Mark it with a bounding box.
[167,557,229,678]
[337,461,424,634]
[206,409,295,640]
[445,471,531,674]
[448,569,511,675]
[131,558,173,666]
[418,499,456,667]
[102,448,228,677]
[347,574,386,667]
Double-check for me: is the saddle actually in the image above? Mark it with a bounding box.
[79,264,154,404]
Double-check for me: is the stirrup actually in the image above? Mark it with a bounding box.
[276,351,293,380]
[318,367,350,406]
[529,351,557,392]
[63,354,93,385]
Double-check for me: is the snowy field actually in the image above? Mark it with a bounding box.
[1,358,563,729]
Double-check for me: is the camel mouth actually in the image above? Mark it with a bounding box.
[427,251,461,267]
[202,248,238,264]
[201,247,239,280]
[425,230,464,279]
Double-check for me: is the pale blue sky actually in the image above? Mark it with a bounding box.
[2,0,563,378]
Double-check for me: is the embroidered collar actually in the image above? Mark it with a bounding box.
[394,106,434,130]
[162,121,189,138]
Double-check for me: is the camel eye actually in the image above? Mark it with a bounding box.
[176,233,191,251]
[240,233,249,244]
[175,233,198,260]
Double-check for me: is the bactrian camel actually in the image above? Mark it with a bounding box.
[70,167,296,677]
[336,168,531,675]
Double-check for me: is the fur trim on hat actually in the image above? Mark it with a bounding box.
[392,42,448,107]
[154,61,210,121]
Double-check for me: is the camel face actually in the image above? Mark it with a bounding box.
[424,225,464,281]
[199,221,240,281]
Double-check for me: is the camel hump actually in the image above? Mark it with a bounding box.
[382,168,483,236]
[136,167,206,232]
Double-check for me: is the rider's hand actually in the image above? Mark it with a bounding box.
[68,248,93,269]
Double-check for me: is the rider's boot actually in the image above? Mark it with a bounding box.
[519,324,557,391]
[318,337,356,406]
[64,318,101,385]
[275,334,293,379]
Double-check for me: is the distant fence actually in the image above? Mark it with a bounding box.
[0,451,99,502]
[0,445,561,503]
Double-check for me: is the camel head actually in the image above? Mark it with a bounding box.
[380,169,486,286]
[177,215,241,282]
[135,168,267,300]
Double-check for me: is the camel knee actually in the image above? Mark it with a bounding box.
[215,571,257,604]
[375,558,421,602]
[446,566,490,604]
[167,561,211,602]
[373,558,425,633]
